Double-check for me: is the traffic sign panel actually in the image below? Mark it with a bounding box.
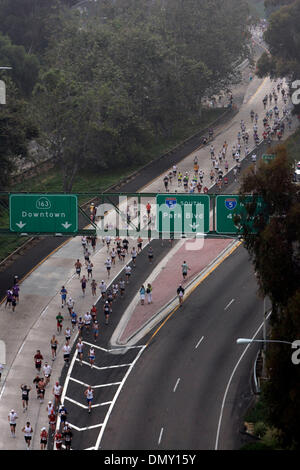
[156,194,210,234]
[9,194,78,233]
[216,195,266,234]
[262,154,276,162]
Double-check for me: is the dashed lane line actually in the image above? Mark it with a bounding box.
[173,378,180,393]
[224,299,235,310]
[158,427,164,446]
[195,336,204,349]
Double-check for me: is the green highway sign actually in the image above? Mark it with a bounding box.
[9,194,78,233]
[156,194,210,234]
[262,154,276,162]
[216,195,266,234]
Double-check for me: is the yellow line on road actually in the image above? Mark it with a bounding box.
[247,76,269,105]
[146,241,242,346]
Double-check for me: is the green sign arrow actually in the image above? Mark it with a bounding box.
[216,195,266,234]
[10,194,78,233]
[156,194,210,234]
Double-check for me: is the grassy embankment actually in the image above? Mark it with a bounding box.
[0,108,224,261]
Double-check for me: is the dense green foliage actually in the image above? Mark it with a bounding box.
[0,79,38,188]
[257,0,300,80]
[240,146,300,448]
[0,0,250,191]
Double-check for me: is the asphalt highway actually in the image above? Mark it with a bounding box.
[99,244,263,450]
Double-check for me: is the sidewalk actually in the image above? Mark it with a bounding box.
[0,235,139,450]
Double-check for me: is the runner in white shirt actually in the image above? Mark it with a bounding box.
[46,401,54,418]
[84,386,94,413]
[53,382,62,408]
[131,247,137,266]
[63,343,71,366]
[105,258,112,278]
[22,421,33,450]
[77,338,84,365]
[42,362,52,386]
[66,297,75,315]
[125,265,132,283]
[99,280,107,299]
[65,327,71,343]
[105,235,111,252]
[84,312,92,332]
[8,410,18,437]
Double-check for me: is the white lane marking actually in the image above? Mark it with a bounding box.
[82,341,109,352]
[95,345,146,449]
[69,377,121,388]
[173,378,180,393]
[64,396,112,409]
[195,336,204,349]
[224,299,235,310]
[75,359,131,370]
[158,427,164,445]
[67,422,103,432]
[41,305,49,317]
[0,382,6,400]
[214,311,272,450]
[108,345,146,352]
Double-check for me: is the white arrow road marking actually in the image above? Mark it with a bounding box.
[62,222,72,229]
[16,221,26,229]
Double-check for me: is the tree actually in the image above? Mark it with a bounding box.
[0,0,71,55]
[0,78,38,188]
[239,144,300,447]
[257,0,300,81]
[0,33,39,97]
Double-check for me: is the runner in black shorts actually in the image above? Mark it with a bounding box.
[21,384,31,412]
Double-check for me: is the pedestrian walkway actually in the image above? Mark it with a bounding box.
[0,235,139,450]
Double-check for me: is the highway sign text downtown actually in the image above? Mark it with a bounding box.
[9,194,78,233]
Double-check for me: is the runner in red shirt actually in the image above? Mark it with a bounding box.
[54,431,63,450]
[146,202,151,218]
[34,350,43,372]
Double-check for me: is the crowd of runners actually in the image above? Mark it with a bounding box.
[161,80,291,195]
[2,73,293,450]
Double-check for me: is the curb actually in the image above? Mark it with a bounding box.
[111,238,241,348]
